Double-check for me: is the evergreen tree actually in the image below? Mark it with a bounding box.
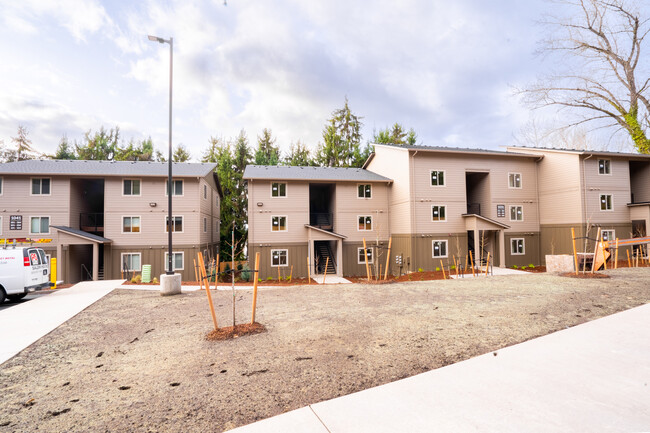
[53,136,77,159]
[11,125,37,161]
[284,141,313,166]
[373,123,417,146]
[315,97,364,167]
[172,144,191,162]
[254,128,281,165]
[75,127,120,160]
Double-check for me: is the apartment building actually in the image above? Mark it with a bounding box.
[364,143,543,273]
[0,160,221,283]
[507,147,650,258]
[244,165,392,278]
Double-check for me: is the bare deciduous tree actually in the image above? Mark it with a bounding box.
[522,0,650,154]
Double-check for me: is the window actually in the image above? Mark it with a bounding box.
[164,252,184,271]
[598,159,611,175]
[432,240,448,258]
[497,205,506,218]
[271,182,287,197]
[358,247,373,264]
[358,216,372,231]
[31,178,51,195]
[0,177,3,195]
[430,170,445,186]
[203,184,207,199]
[601,230,615,242]
[600,194,613,211]
[122,216,141,233]
[30,216,50,234]
[121,253,141,271]
[358,184,372,198]
[431,205,446,221]
[165,216,183,232]
[203,217,207,233]
[271,216,287,231]
[511,238,525,255]
[123,179,140,196]
[271,249,288,267]
[508,173,522,188]
[165,179,183,196]
[510,205,523,221]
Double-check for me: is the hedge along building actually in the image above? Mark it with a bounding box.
[243,165,392,279]
[364,143,544,273]
[0,159,222,283]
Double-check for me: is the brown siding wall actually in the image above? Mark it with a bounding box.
[388,234,413,274]
[504,232,541,267]
[539,223,632,264]
[341,241,390,277]
[248,243,309,280]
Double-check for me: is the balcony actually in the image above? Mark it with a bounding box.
[310,212,333,231]
[466,203,481,215]
[80,213,104,234]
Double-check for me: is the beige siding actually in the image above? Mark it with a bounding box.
[582,157,630,225]
[334,182,390,242]
[365,145,412,233]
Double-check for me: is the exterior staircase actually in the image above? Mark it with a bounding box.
[316,243,336,275]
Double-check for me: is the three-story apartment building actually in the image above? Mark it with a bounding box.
[0,160,221,283]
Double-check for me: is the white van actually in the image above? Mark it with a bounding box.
[0,246,52,303]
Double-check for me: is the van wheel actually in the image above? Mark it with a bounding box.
[0,288,6,304]
[7,293,27,302]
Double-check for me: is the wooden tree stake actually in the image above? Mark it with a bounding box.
[440,260,446,280]
[323,256,329,284]
[363,238,371,282]
[383,237,392,280]
[469,250,475,277]
[627,248,631,268]
[307,255,311,284]
[289,265,293,282]
[571,227,578,275]
[615,238,619,269]
[251,252,260,324]
[484,252,491,277]
[198,252,218,331]
[193,258,200,288]
[591,228,601,274]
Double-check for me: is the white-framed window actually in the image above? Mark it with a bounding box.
[123,179,141,196]
[601,230,615,242]
[29,216,50,234]
[600,194,613,211]
[510,205,523,221]
[0,176,3,195]
[122,216,141,233]
[271,249,288,267]
[271,182,287,198]
[165,179,183,196]
[31,178,51,195]
[508,173,522,189]
[357,215,373,231]
[431,205,446,221]
[165,216,184,233]
[598,159,611,175]
[203,217,207,233]
[432,240,448,258]
[121,253,141,272]
[430,170,445,186]
[357,184,372,198]
[203,184,207,199]
[164,252,184,271]
[511,238,525,255]
[357,247,373,264]
[271,216,287,231]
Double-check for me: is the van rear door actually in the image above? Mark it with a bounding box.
[24,248,49,289]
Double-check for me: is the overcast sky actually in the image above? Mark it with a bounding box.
[0,0,612,160]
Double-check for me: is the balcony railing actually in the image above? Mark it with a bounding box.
[466,203,481,215]
[310,212,333,231]
[80,212,104,233]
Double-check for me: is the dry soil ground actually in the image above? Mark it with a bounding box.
[1,268,649,432]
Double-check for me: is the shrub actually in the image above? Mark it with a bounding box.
[529,264,535,269]
[258,278,262,283]
[240,264,252,282]
[436,267,440,272]
[237,263,243,271]
[267,276,273,281]
[417,267,424,273]
[130,274,142,284]
[513,265,518,269]
[152,277,159,285]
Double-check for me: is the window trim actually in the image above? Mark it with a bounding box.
[357,184,372,199]
[430,170,446,187]
[271,182,287,198]
[121,215,142,234]
[599,194,614,211]
[164,215,184,233]
[203,184,207,199]
[509,205,524,222]
[164,179,184,197]
[598,159,612,175]
[203,217,207,233]
[30,177,52,196]
[357,215,373,231]
[431,205,447,222]
[271,249,288,267]
[29,216,51,235]
[164,251,185,271]
[357,247,374,264]
[601,229,616,242]
[432,240,448,258]
[122,179,142,196]
[508,172,522,189]
[271,215,288,232]
[510,238,525,255]
[121,252,142,272]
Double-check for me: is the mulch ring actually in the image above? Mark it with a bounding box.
[205,322,267,341]
[561,272,610,279]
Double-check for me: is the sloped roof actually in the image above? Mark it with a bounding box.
[50,226,112,243]
[243,165,392,182]
[0,159,218,177]
[507,145,650,159]
[372,142,541,158]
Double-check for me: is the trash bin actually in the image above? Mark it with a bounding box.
[142,264,152,283]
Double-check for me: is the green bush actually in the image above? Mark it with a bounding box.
[240,264,252,282]
[450,265,456,270]
[529,264,535,269]
[131,274,142,284]
[513,265,518,269]
[258,278,262,283]
[267,276,273,281]
[237,263,243,271]
[436,267,440,272]
[152,277,159,285]
[418,267,424,273]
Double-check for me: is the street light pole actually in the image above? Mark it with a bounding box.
[148,34,174,275]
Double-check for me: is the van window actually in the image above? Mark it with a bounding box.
[28,249,41,265]
[38,250,47,265]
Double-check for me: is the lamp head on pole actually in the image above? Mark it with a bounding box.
[148,35,169,44]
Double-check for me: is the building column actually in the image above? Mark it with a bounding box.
[92,242,99,281]
[337,239,343,277]
[474,228,480,265]
[56,242,63,283]
[498,230,506,268]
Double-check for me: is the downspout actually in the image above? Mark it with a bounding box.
[409,150,418,272]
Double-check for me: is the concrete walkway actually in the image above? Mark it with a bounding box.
[0,280,121,365]
[229,303,650,432]
[311,275,352,284]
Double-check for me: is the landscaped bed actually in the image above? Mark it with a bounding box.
[1,268,649,432]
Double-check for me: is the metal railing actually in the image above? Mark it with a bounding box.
[466,203,481,215]
[310,212,334,230]
[80,212,104,233]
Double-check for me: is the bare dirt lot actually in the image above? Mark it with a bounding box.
[1,269,649,432]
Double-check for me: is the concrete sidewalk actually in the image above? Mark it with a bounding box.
[0,280,121,365]
[229,303,650,432]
